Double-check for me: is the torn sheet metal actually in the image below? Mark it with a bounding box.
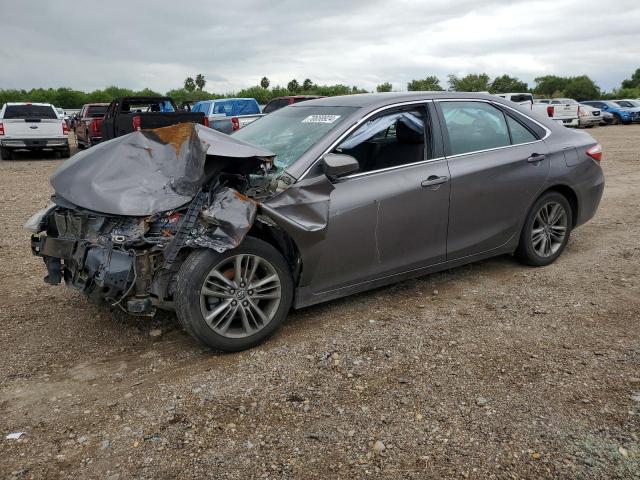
[187,187,257,253]
[260,175,334,238]
[50,123,275,217]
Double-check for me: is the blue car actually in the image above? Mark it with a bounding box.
[191,98,264,133]
[581,100,640,125]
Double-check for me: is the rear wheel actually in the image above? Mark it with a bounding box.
[175,237,293,351]
[60,147,71,158]
[0,147,12,160]
[516,191,572,267]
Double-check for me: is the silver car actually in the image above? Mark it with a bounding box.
[28,93,605,351]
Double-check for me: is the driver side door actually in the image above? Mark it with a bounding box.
[298,102,451,300]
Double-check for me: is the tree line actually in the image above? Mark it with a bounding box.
[1,69,638,109]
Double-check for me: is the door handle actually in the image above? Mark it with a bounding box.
[421,175,449,188]
[527,153,546,163]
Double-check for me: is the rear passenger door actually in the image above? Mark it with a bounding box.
[436,100,550,260]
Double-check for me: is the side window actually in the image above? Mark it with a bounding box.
[506,115,538,145]
[334,107,427,174]
[440,101,510,155]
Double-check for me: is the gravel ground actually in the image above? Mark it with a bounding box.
[0,127,639,480]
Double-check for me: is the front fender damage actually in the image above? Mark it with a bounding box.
[30,123,335,316]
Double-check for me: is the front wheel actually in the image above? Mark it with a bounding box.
[516,192,573,267]
[175,237,293,351]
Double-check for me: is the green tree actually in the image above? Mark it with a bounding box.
[563,75,600,101]
[260,77,270,89]
[302,79,314,91]
[448,73,490,92]
[407,76,443,91]
[376,82,392,92]
[195,74,206,91]
[287,79,300,93]
[533,75,569,97]
[621,68,640,89]
[184,77,196,92]
[489,75,528,94]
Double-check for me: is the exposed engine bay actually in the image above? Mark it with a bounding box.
[28,123,333,315]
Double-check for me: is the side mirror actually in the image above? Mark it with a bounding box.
[322,153,359,178]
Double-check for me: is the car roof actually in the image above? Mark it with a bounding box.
[83,103,109,106]
[292,92,509,109]
[214,98,258,102]
[270,95,324,101]
[119,97,171,102]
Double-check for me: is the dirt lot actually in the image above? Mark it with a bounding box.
[0,127,639,480]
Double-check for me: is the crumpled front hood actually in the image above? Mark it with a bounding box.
[50,123,275,216]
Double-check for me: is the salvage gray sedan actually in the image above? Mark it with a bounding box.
[27,93,604,351]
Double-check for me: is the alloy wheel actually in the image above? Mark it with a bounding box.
[199,254,282,338]
[530,201,568,257]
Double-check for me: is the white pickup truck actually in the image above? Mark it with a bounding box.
[0,102,70,160]
[495,93,579,127]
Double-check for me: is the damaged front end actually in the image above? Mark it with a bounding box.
[28,123,334,316]
[30,186,259,315]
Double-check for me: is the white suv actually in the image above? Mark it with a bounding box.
[0,102,70,160]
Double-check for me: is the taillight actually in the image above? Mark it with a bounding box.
[91,119,100,134]
[231,117,240,131]
[203,116,209,128]
[62,122,69,135]
[586,144,602,163]
[132,116,141,131]
[546,106,555,117]
[0,123,4,136]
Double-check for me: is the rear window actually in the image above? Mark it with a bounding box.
[87,106,107,117]
[4,104,57,119]
[213,100,260,116]
[509,94,533,104]
[121,100,175,113]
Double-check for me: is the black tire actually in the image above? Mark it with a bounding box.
[0,147,12,160]
[175,237,293,351]
[60,147,71,158]
[77,140,86,150]
[516,191,573,267]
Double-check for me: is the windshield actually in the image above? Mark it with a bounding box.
[232,105,357,171]
[4,104,57,119]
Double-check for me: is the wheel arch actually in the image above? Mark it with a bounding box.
[543,184,579,227]
[247,219,302,286]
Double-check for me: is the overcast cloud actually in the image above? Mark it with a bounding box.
[1,0,639,93]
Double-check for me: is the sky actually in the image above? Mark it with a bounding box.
[1,0,639,94]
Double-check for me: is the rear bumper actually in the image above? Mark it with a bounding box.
[575,165,605,227]
[555,118,579,127]
[1,138,69,149]
[579,116,600,126]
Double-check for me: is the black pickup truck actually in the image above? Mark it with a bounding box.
[101,97,207,141]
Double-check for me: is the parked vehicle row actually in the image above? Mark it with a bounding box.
[0,102,70,159]
[582,100,640,125]
[495,93,580,127]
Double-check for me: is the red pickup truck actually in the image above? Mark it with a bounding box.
[74,103,109,149]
